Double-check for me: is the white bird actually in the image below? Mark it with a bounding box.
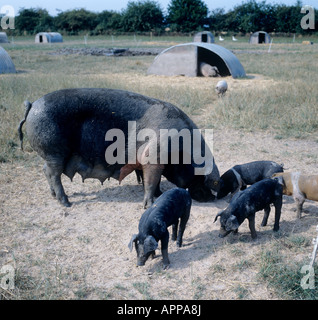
[215,80,228,97]
[232,36,238,41]
[219,35,224,41]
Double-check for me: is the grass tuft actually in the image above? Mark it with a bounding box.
[258,248,318,300]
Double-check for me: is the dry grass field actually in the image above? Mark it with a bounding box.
[1,35,318,300]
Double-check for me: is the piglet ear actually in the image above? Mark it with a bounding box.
[144,235,158,254]
[274,176,284,186]
[225,215,239,231]
[128,234,138,252]
[214,211,223,223]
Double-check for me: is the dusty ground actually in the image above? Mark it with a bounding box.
[1,127,318,300]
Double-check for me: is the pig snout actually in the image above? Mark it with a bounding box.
[136,256,147,266]
[136,250,156,266]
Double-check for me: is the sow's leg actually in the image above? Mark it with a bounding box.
[43,160,71,207]
[142,164,163,209]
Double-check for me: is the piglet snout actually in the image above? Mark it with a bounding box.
[137,261,145,267]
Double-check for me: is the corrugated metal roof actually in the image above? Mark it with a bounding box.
[148,42,246,79]
[35,32,63,43]
[0,46,16,74]
[194,32,215,43]
[249,31,271,44]
[0,32,9,43]
[194,43,246,78]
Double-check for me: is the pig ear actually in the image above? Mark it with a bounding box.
[144,235,158,254]
[225,215,239,231]
[128,234,138,252]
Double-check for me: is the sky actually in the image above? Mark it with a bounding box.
[3,0,315,16]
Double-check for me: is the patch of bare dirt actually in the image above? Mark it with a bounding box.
[1,128,318,299]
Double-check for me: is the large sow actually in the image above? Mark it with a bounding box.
[18,88,220,207]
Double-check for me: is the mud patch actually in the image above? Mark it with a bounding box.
[49,47,163,57]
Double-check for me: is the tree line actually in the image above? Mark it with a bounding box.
[12,0,317,36]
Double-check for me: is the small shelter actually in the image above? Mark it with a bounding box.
[0,46,16,73]
[249,31,271,44]
[35,32,63,43]
[0,32,9,43]
[194,31,214,44]
[147,42,246,79]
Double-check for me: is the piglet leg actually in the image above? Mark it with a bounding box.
[161,231,170,268]
[248,215,257,239]
[171,222,178,242]
[261,205,271,227]
[176,208,190,247]
[296,199,304,219]
[273,197,282,231]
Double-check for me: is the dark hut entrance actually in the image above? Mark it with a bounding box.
[197,46,230,77]
[259,32,265,43]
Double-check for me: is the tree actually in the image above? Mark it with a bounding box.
[274,3,303,33]
[229,0,276,33]
[94,10,123,34]
[167,0,208,32]
[54,9,98,34]
[209,8,226,32]
[121,0,164,32]
[15,8,54,34]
